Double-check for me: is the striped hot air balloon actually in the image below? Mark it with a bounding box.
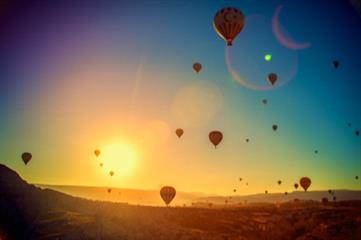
[213,7,245,46]
[160,186,176,206]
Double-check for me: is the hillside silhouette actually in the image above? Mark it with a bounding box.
[1,164,361,240]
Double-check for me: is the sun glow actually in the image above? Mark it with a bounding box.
[101,141,138,177]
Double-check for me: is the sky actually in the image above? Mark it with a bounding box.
[0,0,360,196]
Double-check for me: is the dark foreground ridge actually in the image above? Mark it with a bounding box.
[0,164,361,240]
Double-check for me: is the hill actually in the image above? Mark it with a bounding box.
[1,164,361,240]
[36,184,361,206]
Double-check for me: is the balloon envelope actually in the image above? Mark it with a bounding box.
[193,62,202,73]
[21,152,32,165]
[213,7,245,46]
[109,171,114,177]
[294,183,299,189]
[267,73,278,86]
[299,177,311,192]
[277,180,282,185]
[94,149,101,157]
[175,128,184,138]
[272,124,278,131]
[209,131,223,148]
[160,186,176,206]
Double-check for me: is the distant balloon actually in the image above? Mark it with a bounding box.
[355,130,360,136]
[94,149,101,157]
[284,192,288,196]
[262,99,268,105]
[109,171,114,177]
[265,190,268,194]
[233,189,236,193]
[213,7,245,46]
[175,128,184,138]
[21,152,32,165]
[272,124,278,131]
[239,178,242,181]
[160,186,176,206]
[314,150,318,154]
[245,138,250,143]
[356,176,359,180]
[108,188,112,193]
[277,180,282,185]
[246,182,248,186]
[193,62,202,73]
[328,189,332,195]
[209,131,223,148]
[99,163,103,167]
[267,73,278,86]
[332,60,339,69]
[333,196,337,201]
[299,177,311,192]
[294,183,299,190]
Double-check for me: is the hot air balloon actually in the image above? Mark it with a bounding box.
[107,188,112,193]
[328,189,332,195]
[109,171,114,177]
[175,128,184,138]
[246,182,248,186]
[213,7,245,46]
[332,60,339,69]
[355,130,360,136]
[99,163,103,167]
[294,183,299,190]
[245,138,249,143]
[284,192,288,196]
[233,189,236,193]
[277,180,282,185]
[272,124,278,131]
[267,73,278,86]
[333,196,337,201]
[265,190,268,194]
[209,131,223,148]
[239,178,242,181]
[21,152,32,165]
[300,177,311,192]
[94,149,101,158]
[193,62,202,73]
[314,150,318,154]
[160,186,176,206]
[355,176,359,180]
[262,99,268,105]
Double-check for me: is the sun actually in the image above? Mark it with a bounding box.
[101,141,138,177]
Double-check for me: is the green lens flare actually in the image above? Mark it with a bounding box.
[265,54,272,61]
